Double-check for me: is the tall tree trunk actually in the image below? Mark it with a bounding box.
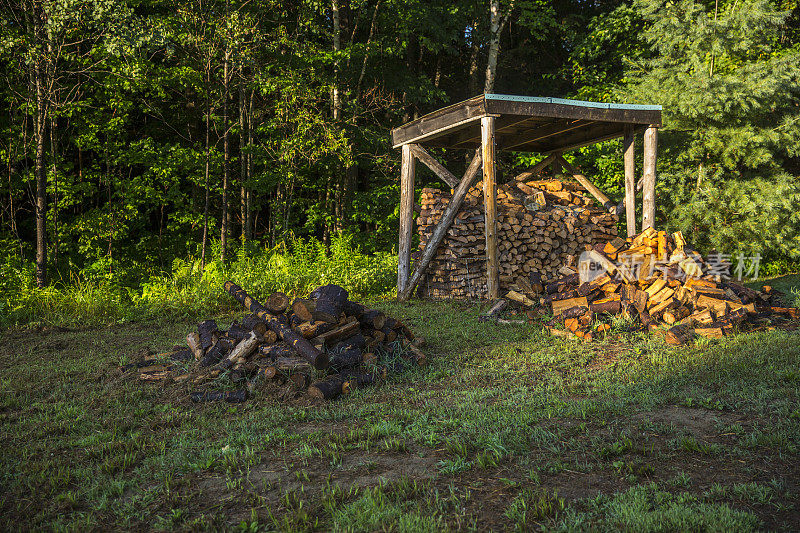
[484,0,507,94]
[330,0,343,237]
[356,0,381,97]
[50,115,58,270]
[331,0,342,121]
[201,97,210,269]
[34,56,47,287]
[468,22,481,96]
[246,88,254,240]
[221,45,230,262]
[238,68,247,242]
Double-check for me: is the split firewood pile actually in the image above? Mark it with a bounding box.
[122,282,425,402]
[483,227,798,344]
[416,178,618,298]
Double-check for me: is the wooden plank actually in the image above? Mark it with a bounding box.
[448,115,537,148]
[397,144,415,296]
[391,95,486,147]
[623,124,636,237]
[482,116,499,300]
[499,119,596,151]
[398,150,482,300]
[556,155,616,213]
[408,144,459,188]
[642,125,657,231]
[543,124,647,155]
[514,154,556,181]
[484,98,662,127]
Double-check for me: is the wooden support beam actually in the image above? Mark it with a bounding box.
[398,150,483,300]
[514,154,556,182]
[482,116,499,300]
[501,119,595,151]
[556,155,616,214]
[642,126,658,231]
[623,124,636,237]
[448,115,535,148]
[397,144,415,296]
[408,144,459,188]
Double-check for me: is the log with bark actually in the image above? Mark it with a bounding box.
[225,281,328,369]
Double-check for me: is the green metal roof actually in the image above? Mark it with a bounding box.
[484,93,662,111]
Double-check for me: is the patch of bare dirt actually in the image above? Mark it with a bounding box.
[632,405,742,438]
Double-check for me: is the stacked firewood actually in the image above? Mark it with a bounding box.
[122,282,425,401]
[490,227,798,344]
[416,178,618,298]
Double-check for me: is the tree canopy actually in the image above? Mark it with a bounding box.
[1,0,799,288]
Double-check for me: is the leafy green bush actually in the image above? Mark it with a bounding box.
[0,234,397,327]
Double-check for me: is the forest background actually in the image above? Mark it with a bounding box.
[1,0,799,325]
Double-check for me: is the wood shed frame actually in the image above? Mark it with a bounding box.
[391,93,662,301]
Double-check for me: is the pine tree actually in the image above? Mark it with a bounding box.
[623,0,800,260]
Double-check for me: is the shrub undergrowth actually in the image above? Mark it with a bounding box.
[0,235,397,327]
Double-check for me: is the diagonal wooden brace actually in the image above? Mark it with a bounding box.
[408,144,460,188]
[556,154,617,214]
[398,149,483,301]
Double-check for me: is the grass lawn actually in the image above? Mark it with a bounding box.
[1,275,799,531]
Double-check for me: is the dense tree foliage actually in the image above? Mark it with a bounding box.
[1,0,798,290]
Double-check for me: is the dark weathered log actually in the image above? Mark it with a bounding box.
[259,341,296,359]
[334,334,366,351]
[201,338,233,367]
[546,273,579,294]
[169,348,194,361]
[225,281,328,369]
[190,390,248,403]
[589,297,622,315]
[308,375,345,400]
[242,314,269,335]
[295,320,333,339]
[479,298,508,322]
[310,320,361,347]
[289,373,310,388]
[121,357,177,372]
[549,289,579,302]
[198,320,218,350]
[259,355,312,379]
[402,341,427,366]
[313,284,349,323]
[359,310,386,330]
[381,325,398,343]
[665,324,693,345]
[341,371,378,393]
[561,306,590,320]
[529,272,544,293]
[342,300,367,318]
[330,347,363,371]
[265,292,290,314]
[227,322,251,341]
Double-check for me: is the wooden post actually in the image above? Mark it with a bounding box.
[623,124,636,237]
[481,116,499,300]
[642,126,658,231]
[397,144,415,296]
[399,150,482,300]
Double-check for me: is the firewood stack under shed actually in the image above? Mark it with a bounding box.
[122,283,425,402]
[486,227,798,344]
[416,178,618,298]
